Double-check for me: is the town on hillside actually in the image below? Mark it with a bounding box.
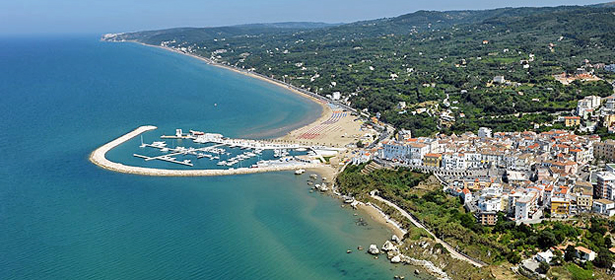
[340,92,615,278]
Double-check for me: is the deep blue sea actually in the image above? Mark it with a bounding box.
[0,36,426,279]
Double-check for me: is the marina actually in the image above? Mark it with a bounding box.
[90,126,337,177]
[130,128,343,169]
[5,37,426,280]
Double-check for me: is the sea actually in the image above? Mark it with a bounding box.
[0,35,429,280]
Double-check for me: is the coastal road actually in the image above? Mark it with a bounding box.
[370,193,486,268]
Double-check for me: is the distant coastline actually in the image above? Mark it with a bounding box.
[93,39,341,179]
[88,39,442,280]
[128,40,335,140]
[96,39,407,239]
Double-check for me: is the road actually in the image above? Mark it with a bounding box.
[370,193,486,268]
[367,129,390,149]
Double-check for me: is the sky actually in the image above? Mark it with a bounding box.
[0,0,608,35]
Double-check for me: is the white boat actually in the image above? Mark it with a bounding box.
[294,169,305,175]
[296,148,307,152]
[152,141,167,147]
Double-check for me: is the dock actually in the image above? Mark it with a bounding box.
[89,126,324,177]
[132,128,345,169]
[133,154,193,166]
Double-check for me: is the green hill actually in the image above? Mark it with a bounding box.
[105,4,615,136]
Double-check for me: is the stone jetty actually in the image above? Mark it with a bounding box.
[89,126,322,177]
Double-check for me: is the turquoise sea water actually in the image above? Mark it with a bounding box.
[0,36,427,279]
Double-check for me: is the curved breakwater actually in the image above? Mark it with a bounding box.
[89,125,321,176]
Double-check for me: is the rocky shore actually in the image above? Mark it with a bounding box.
[366,237,452,280]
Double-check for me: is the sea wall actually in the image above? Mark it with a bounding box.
[89,126,321,177]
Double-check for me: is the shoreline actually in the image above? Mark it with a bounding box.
[99,40,404,249]
[358,202,407,239]
[122,41,411,265]
[93,40,442,279]
[131,41,334,141]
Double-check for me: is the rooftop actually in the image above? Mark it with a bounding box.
[594,198,615,205]
[575,246,594,255]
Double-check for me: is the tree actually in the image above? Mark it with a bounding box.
[538,261,551,274]
[564,245,577,262]
[594,248,614,268]
[459,212,475,229]
[507,251,521,264]
[551,249,564,266]
[356,140,364,148]
[538,230,558,249]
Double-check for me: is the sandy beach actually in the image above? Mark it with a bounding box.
[132,42,365,148]
[131,43,404,238]
[358,203,407,238]
[97,41,403,246]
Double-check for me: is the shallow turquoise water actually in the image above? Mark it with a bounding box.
[0,36,426,279]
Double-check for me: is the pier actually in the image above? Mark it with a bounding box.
[133,154,193,166]
[89,126,324,177]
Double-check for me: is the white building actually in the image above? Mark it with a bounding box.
[442,152,467,170]
[479,197,502,212]
[536,250,554,263]
[603,97,615,112]
[593,198,615,217]
[332,92,341,100]
[381,140,429,165]
[577,95,601,117]
[398,129,412,141]
[465,152,483,169]
[514,191,538,221]
[596,171,615,199]
[493,76,505,84]
[382,141,411,161]
[575,246,597,262]
[508,192,522,215]
[586,95,601,108]
[352,151,372,165]
[478,127,492,138]
[408,142,429,165]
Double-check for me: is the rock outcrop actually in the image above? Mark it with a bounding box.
[392,234,400,243]
[368,244,380,255]
[390,255,401,263]
[382,240,396,252]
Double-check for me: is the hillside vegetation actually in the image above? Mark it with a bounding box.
[109,4,615,136]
